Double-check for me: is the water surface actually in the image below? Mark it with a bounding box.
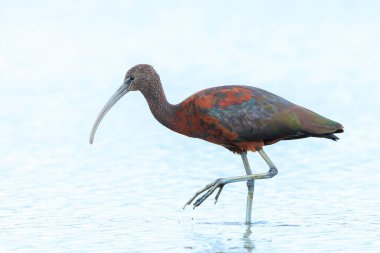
[1,81,379,252]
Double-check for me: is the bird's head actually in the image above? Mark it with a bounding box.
[124,64,160,93]
[89,64,159,144]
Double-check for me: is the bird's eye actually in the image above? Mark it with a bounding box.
[129,76,135,80]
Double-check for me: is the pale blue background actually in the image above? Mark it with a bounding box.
[1,1,379,252]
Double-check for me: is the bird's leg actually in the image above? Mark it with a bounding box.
[241,152,254,225]
[184,148,278,209]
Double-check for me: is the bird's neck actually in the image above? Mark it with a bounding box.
[140,83,177,130]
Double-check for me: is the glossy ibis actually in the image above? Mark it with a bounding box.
[89,64,344,224]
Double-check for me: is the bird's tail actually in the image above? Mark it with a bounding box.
[308,129,343,141]
[293,106,344,141]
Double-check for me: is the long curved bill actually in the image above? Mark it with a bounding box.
[89,78,133,144]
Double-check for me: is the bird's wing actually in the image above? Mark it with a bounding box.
[187,85,342,143]
[199,86,300,142]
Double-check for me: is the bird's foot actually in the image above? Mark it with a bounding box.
[183,178,227,209]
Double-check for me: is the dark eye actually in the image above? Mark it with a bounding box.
[129,76,135,80]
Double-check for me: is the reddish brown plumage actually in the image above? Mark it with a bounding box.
[171,87,268,152]
[167,84,342,153]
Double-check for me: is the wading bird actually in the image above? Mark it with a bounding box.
[89,64,343,224]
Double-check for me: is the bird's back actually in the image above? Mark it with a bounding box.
[173,85,343,152]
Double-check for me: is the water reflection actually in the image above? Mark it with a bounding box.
[243,225,255,252]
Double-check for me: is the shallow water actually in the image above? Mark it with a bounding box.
[1,80,380,252]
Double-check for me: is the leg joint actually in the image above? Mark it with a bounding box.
[246,179,254,188]
[268,166,278,178]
